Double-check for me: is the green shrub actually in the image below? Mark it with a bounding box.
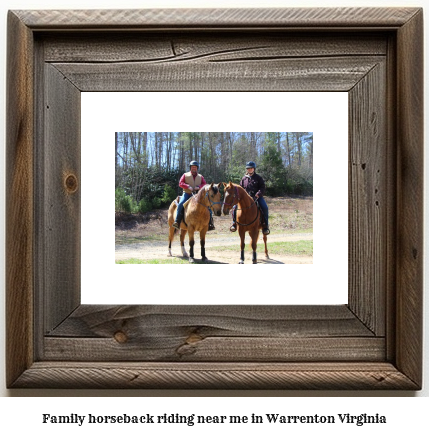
[138,198,152,213]
[152,197,162,209]
[161,184,177,205]
[115,188,135,213]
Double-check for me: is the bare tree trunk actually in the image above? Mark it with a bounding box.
[285,133,291,167]
[179,132,185,170]
[143,132,148,168]
[188,132,193,162]
[250,132,256,156]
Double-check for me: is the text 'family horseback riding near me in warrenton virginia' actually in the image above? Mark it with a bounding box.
[41,412,386,427]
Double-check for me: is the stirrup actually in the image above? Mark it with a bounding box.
[230,223,237,232]
[172,221,180,229]
[208,223,215,231]
[262,227,270,235]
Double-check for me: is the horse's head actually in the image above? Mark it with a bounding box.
[222,181,239,215]
[205,183,222,216]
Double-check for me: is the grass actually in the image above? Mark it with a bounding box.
[116,258,189,264]
[210,240,313,256]
[269,211,313,232]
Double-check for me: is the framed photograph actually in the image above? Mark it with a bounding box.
[82,92,347,306]
[6,7,423,389]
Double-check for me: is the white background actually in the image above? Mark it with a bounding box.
[81,92,348,305]
[0,0,428,426]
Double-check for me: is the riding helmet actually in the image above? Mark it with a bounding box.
[189,160,199,169]
[246,161,256,169]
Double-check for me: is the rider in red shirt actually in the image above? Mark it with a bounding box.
[173,161,215,231]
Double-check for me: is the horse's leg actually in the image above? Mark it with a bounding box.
[238,228,245,264]
[200,229,208,262]
[263,233,269,259]
[251,229,258,264]
[188,227,196,263]
[168,224,175,257]
[180,229,188,257]
[167,206,176,256]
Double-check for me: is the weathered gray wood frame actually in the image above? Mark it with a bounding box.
[6,8,423,390]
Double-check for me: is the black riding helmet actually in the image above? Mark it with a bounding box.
[189,160,199,169]
[246,161,256,169]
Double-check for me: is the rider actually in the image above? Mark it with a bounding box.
[172,160,215,231]
[230,161,270,235]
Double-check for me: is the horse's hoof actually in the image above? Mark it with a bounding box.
[265,255,270,259]
[189,258,195,263]
[202,257,208,262]
[167,250,172,257]
[253,260,258,264]
[238,260,244,264]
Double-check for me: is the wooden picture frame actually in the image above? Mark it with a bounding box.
[6,7,423,390]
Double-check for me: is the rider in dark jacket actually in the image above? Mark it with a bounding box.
[230,161,270,235]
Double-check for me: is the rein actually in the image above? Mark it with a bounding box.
[234,204,259,227]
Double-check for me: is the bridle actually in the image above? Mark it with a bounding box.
[222,186,240,210]
[223,185,259,226]
[192,186,222,212]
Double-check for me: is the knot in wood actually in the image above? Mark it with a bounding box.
[114,331,128,343]
[186,333,203,344]
[65,174,78,193]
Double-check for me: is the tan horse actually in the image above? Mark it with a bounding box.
[222,181,269,264]
[168,183,222,263]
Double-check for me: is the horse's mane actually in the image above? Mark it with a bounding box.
[194,183,218,201]
[230,183,253,201]
[210,184,219,195]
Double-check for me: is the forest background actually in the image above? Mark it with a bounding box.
[115,132,313,214]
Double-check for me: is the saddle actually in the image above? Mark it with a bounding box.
[174,196,192,209]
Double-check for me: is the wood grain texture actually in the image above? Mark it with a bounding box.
[42,33,388,63]
[44,337,385,362]
[13,8,421,29]
[384,33,398,364]
[6,7,423,390]
[11,362,419,390]
[52,56,384,92]
[395,9,424,388]
[5,11,34,388]
[44,305,381,362]
[47,305,374,338]
[348,62,386,335]
[43,64,81,333]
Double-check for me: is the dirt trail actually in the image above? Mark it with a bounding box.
[115,196,313,264]
[115,231,313,264]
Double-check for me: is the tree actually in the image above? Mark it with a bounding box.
[115,131,313,214]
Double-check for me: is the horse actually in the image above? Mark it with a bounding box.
[168,183,222,263]
[222,181,269,264]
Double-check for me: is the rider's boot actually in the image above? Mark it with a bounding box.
[262,226,270,235]
[172,209,183,230]
[230,208,237,232]
[262,216,270,235]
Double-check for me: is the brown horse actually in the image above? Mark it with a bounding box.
[222,182,269,264]
[168,183,222,263]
